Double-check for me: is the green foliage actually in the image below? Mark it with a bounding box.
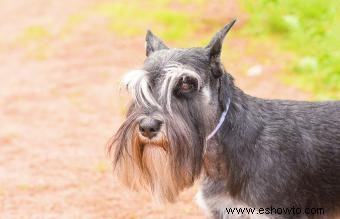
[242,0,340,99]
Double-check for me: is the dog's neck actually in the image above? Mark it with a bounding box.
[206,98,231,141]
[203,75,263,197]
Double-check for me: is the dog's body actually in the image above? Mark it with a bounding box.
[111,21,340,218]
[197,93,340,219]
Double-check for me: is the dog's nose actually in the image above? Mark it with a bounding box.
[139,118,162,139]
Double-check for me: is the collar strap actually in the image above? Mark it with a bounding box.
[206,98,231,141]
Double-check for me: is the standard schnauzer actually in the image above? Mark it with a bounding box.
[110,20,340,218]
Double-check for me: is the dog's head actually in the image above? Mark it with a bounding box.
[110,20,236,202]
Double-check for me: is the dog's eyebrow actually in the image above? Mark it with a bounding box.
[159,63,202,113]
[121,69,146,87]
[122,69,160,108]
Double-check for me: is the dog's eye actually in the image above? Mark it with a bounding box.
[180,82,193,92]
[174,77,197,96]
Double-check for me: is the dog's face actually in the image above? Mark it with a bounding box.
[110,20,236,202]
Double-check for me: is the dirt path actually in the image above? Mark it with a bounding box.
[0,1,308,219]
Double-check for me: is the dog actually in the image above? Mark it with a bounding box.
[109,20,340,219]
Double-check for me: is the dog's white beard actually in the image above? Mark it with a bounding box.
[115,144,185,202]
[142,145,178,202]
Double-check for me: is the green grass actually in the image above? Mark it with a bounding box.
[59,13,87,38]
[18,25,52,60]
[241,0,340,99]
[93,0,207,45]
[20,25,51,42]
[14,0,211,60]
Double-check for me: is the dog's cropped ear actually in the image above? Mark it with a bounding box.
[145,30,168,57]
[206,20,236,77]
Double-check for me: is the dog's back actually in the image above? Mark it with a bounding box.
[244,98,340,215]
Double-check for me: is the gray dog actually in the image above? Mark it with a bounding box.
[110,20,340,219]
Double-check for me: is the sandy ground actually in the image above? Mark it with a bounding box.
[0,1,309,218]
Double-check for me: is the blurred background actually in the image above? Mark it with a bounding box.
[0,0,339,218]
